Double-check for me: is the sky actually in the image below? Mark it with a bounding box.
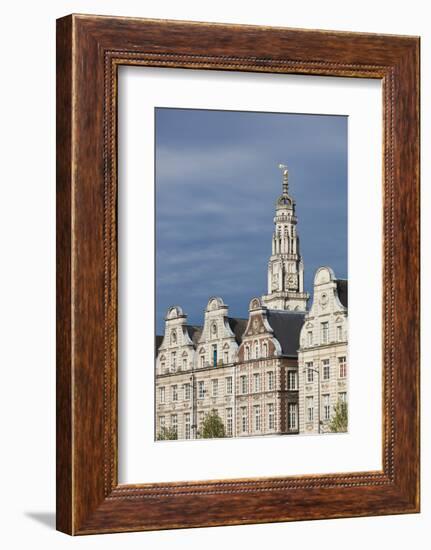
[155,108,347,335]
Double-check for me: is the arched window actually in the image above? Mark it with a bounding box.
[255,341,260,359]
[245,345,250,361]
[262,342,268,358]
[170,330,177,345]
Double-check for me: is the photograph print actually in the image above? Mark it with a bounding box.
[154,108,348,441]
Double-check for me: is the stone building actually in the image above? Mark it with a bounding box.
[155,165,348,440]
[298,267,348,434]
[261,164,309,312]
[235,297,304,437]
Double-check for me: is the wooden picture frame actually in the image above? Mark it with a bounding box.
[56,14,420,535]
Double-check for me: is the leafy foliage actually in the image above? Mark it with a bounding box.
[329,401,348,433]
[199,409,226,439]
[157,426,178,440]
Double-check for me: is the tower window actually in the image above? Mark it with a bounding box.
[254,405,261,431]
[306,362,314,383]
[338,356,347,378]
[268,371,275,390]
[241,407,248,432]
[240,375,248,394]
[268,403,275,430]
[323,394,331,420]
[287,371,297,390]
[306,396,314,422]
[288,403,298,430]
[322,359,330,380]
[226,408,233,436]
[321,322,329,344]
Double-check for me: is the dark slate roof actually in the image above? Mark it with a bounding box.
[266,310,306,357]
[155,335,163,355]
[228,317,248,344]
[336,279,348,308]
[186,325,203,346]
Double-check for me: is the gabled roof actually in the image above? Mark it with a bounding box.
[155,335,163,354]
[228,317,248,344]
[336,279,348,308]
[186,325,203,346]
[266,310,306,357]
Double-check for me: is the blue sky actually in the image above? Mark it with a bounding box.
[155,108,347,334]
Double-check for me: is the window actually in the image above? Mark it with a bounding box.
[323,394,331,420]
[245,345,250,360]
[268,403,275,430]
[241,407,248,432]
[306,361,314,383]
[321,322,329,344]
[224,350,229,364]
[184,413,191,439]
[212,379,218,397]
[182,357,187,370]
[268,371,275,390]
[184,383,191,400]
[338,356,347,378]
[254,341,260,359]
[253,373,261,392]
[262,342,268,358]
[211,323,218,337]
[200,354,205,368]
[307,331,313,346]
[198,381,205,399]
[287,370,297,390]
[171,330,177,345]
[159,416,165,431]
[306,396,314,422]
[288,403,298,430]
[339,391,347,403]
[322,359,330,380]
[336,325,342,342]
[226,408,233,436]
[172,385,178,401]
[226,376,233,395]
[171,414,178,435]
[240,375,248,394]
[171,351,176,371]
[160,361,166,372]
[212,344,217,367]
[254,405,261,431]
[159,386,165,403]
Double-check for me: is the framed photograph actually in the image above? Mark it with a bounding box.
[56,14,420,534]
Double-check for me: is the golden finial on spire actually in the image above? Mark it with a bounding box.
[278,163,289,195]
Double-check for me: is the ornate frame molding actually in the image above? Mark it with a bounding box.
[57,15,419,534]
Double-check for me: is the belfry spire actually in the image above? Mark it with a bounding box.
[261,164,309,311]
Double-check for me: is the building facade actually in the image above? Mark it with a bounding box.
[298,267,348,434]
[155,165,348,440]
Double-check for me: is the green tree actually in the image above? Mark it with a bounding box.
[329,401,348,433]
[199,409,226,439]
[157,426,178,440]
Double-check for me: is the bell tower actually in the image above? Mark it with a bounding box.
[261,164,309,311]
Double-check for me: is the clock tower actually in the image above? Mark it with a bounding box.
[261,164,309,311]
